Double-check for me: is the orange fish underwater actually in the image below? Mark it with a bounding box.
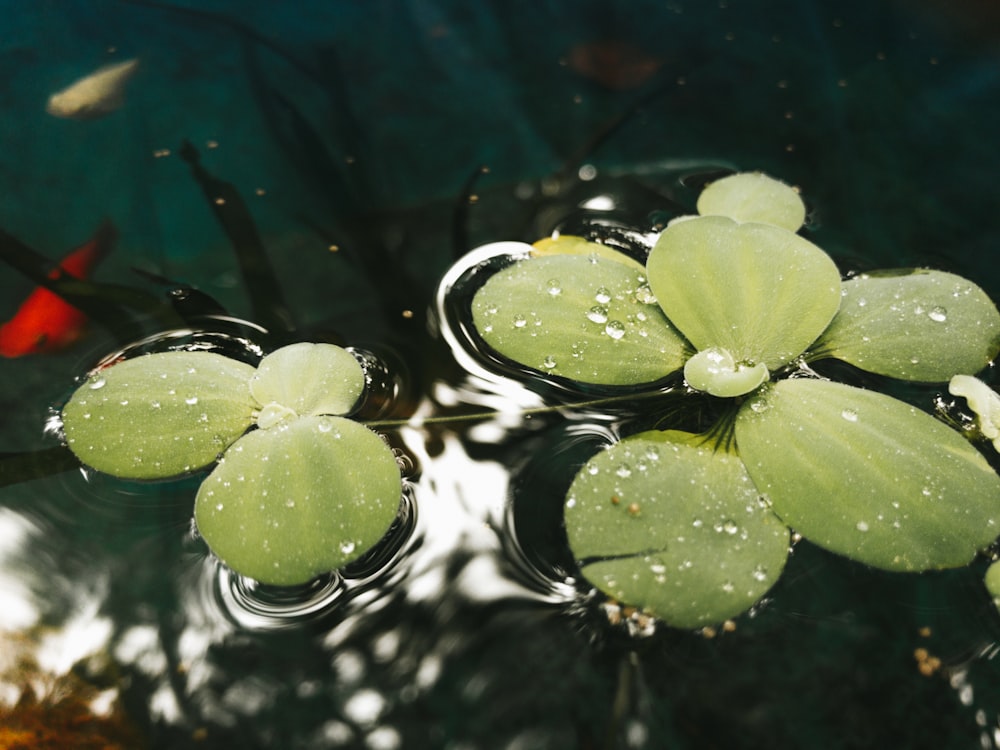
[0,222,116,357]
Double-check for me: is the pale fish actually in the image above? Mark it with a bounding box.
[46,58,139,120]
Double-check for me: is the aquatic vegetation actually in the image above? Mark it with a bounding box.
[950,374,1000,453]
[448,172,1000,627]
[61,342,402,585]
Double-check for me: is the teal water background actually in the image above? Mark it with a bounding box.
[2,1,1000,748]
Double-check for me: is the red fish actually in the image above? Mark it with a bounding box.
[0,222,116,357]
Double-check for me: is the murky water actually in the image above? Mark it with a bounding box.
[3,1,1000,748]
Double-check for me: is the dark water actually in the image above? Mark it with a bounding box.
[2,1,1000,748]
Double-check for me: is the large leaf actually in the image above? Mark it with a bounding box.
[62,351,256,479]
[195,416,401,585]
[696,172,806,231]
[250,342,365,427]
[564,430,789,628]
[735,378,1000,571]
[812,270,1000,382]
[471,253,687,386]
[647,216,841,370]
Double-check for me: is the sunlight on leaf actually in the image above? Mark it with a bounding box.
[696,172,806,231]
[62,351,256,479]
[195,415,401,585]
[736,378,1000,571]
[472,253,687,385]
[647,215,841,370]
[564,430,789,628]
[531,235,646,273]
[812,270,1000,382]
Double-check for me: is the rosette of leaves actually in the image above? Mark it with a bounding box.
[466,172,1000,628]
[61,342,401,585]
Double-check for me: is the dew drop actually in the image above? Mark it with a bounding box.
[340,541,357,555]
[586,464,600,476]
[88,377,107,390]
[841,408,859,422]
[722,519,739,535]
[513,315,527,328]
[856,520,870,532]
[928,306,947,322]
[856,297,868,308]
[546,279,562,296]
[635,285,657,305]
[594,287,612,304]
[616,464,632,478]
[185,396,199,406]
[317,420,333,433]
[645,447,660,461]
[605,320,626,340]
[586,305,609,324]
[752,565,768,582]
[721,581,735,594]
[541,355,557,370]
[215,503,224,511]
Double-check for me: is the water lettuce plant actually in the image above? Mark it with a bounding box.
[61,342,402,585]
[463,172,1000,627]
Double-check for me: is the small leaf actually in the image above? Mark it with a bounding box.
[647,216,841,370]
[471,253,687,386]
[812,270,1000,382]
[696,172,806,231]
[736,378,1000,571]
[565,430,789,628]
[62,351,256,479]
[250,342,365,424]
[985,560,1000,609]
[195,416,401,585]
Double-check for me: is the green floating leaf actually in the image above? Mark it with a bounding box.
[696,172,807,231]
[812,270,1000,382]
[736,378,1000,571]
[531,235,647,273]
[250,342,365,427]
[647,216,841,371]
[63,351,256,479]
[985,560,1000,609]
[195,415,401,585]
[565,430,789,628]
[471,253,687,386]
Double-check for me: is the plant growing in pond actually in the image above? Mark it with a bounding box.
[61,342,402,586]
[451,172,1000,628]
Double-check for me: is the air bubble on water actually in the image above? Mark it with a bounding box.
[605,320,626,339]
[546,279,562,296]
[186,396,199,406]
[513,315,527,328]
[340,541,357,555]
[541,355,557,369]
[586,305,609,324]
[856,520,870,532]
[841,408,859,422]
[88,377,106,390]
[928,306,947,322]
[594,287,612,304]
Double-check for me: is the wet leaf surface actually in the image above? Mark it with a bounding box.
[736,378,1000,571]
